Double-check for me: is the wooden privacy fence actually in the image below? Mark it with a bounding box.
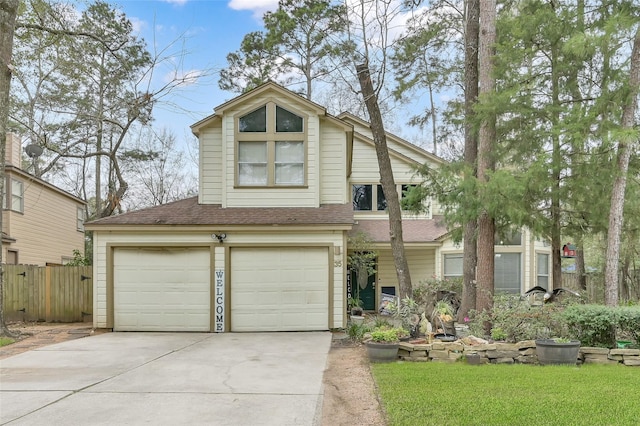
[2,264,92,323]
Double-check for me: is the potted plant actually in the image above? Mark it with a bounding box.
[365,326,406,362]
[535,337,581,365]
[349,297,364,323]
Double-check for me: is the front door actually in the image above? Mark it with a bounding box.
[351,269,376,311]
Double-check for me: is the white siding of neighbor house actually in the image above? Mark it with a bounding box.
[375,248,437,295]
[199,126,223,205]
[2,174,85,266]
[319,123,349,204]
[93,230,347,329]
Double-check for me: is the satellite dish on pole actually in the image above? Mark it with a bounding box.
[25,144,43,158]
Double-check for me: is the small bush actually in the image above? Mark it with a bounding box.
[562,304,617,348]
[347,322,371,341]
[616,306,640,345]
[467,294,568,342]
[370,326,407,342]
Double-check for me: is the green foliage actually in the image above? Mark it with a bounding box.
[468,294,569,342]
[616,306,640,344]
[0,337,15,347]
[562,304,617,348]
[562,304,640,348]
[369,326,407,343]
[373,363,640,426]
[347,322,371,342]
[65,249,90,266]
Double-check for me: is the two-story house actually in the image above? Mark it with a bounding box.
[2,133,87,266]
[86,82,551,332]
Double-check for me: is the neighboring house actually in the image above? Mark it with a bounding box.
[2,133,87,266]
[86,82,551,333]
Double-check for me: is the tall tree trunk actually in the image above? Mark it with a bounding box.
[356,63,412,299]
[575,236,587,291]
[475,0,497,315]
[550,37,563,293]
[459,0,480,322]
[0,0,20,337]
[604,28,640,307]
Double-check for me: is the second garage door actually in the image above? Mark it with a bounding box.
[231,247,329,331]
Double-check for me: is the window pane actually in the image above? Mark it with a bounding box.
[11,180,23,212]
[352,185,372,210]
[537,253,549,275]
[494,253,521,293]
[377,185,387,211]
[276,106,303,132]
[239,106,266,132]
[275,141,304,185]
[238,142,267,185]
[444,254,463,277]
[495,230,522,245]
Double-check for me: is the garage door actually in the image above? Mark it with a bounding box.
[114,247,210,331]
[231,247,329,331]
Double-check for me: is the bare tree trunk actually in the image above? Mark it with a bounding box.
[604,27,640,307]
[475,0,496,315]
[575,236,587,291]
[459,0,480,322]
[0,0,20,338]
[356,63,412,299]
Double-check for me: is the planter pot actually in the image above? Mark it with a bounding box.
[536,339,580,365]
[350,315,365,325]
[365,341,399,363]
[434,333,457,342]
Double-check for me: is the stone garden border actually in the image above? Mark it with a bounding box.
[397,340,640,366]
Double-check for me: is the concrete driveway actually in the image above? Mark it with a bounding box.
[0,332,331,425]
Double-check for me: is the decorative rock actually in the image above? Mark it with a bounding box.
[399,342,414,351]
[519,348,537,356]
[410,350,428,357]
[495,343,519,351]
[443,343,464,352]
[516,340,536,350]
[448,352,463,360]
[584,358,618,365]
[487,350,520,359]
[430,358,457,363]
[398,349,411,357]
[623,358,640,366]
[429,350,450,359]
[413,344,431,351]
[580,347,610,355]
[608,354,623,361]
[473,343,497,351]
[516,355,538,364]
[403,356,430,362]
[495,357,515,364]
[610,349,640,356]
[431,342,445,350]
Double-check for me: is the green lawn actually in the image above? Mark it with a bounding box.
[0,337,15,347]
[372,362,640,426]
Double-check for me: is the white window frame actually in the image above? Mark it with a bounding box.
[77,207,85,232]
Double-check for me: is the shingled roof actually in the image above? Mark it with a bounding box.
[349,216,449,243]
[86,197,354,228]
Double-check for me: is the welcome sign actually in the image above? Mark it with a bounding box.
[215,269,224,332]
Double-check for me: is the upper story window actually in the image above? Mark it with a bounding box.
[352,184,419,212]
[6,179,24,213]
[77,207,86,232]
[237,103,306,186]
[495,230,522,245]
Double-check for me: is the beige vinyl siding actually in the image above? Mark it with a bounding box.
[224,102,320,208]
[320,123,348,204]
[92,229,346,329]
[3,175,84,266]
[375,248,437,294]
[199,127,223,204]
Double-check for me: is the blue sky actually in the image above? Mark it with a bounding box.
[114,0,280,144]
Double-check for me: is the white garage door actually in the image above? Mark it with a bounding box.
[114,247,210,331]
[231,247,329,331]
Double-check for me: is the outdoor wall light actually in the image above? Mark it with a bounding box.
[212,233,227,243]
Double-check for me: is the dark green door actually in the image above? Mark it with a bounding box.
[351,269,376,311]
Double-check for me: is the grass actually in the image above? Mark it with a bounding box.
[372,362,640,426]
[0,337,15,347]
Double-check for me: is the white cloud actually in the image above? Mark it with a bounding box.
[228,0,278,19]
[129,16,147,34]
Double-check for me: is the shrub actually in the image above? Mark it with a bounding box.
[616,306,640,345]
[467,294,569,342]
[562,304,617,348]
[347,322,371,342]
[370,326,407,343]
